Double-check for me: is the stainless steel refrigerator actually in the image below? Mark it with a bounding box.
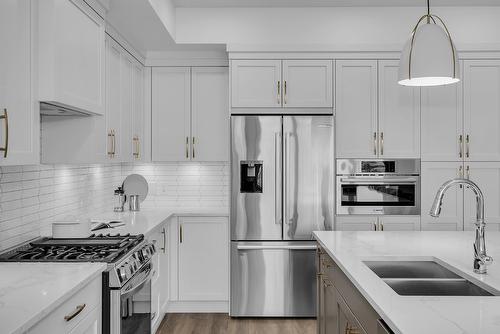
[230,115,334,317]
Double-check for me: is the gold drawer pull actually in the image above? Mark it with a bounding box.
[64,304,86,322]
[0,109,8,158]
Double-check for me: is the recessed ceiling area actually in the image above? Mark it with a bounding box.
[173,0,500,7]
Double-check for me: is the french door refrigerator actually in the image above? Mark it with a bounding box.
[230,115,334,317]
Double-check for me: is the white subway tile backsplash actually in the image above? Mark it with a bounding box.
[0,161,229,252]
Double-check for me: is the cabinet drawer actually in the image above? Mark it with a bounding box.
[332,260,379,334]
[27,275,102,333]
[336,286,367,334]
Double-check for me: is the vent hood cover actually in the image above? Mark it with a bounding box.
[40,102,99,116]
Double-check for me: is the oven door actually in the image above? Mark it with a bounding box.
[336,176,420,215]
[111,262,153,334]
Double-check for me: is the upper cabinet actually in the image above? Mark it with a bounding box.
[336,60,419,158]
[463,60,500,162]
[39,0,105,115]
[0,0,39,166]
[231,59,333,111]
[421,60,500,162]
[152,67,229,162]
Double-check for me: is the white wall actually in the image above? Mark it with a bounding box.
[175,7,500,50]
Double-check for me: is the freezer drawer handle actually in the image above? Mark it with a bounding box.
[237,245,318,250]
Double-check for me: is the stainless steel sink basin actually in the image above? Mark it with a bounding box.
[384,279,494,296]
[363,260,498,296]
[364,261,461,279]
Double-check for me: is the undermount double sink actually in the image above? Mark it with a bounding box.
[364,260,498,296]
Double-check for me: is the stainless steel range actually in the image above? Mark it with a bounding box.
[0,234,156,334]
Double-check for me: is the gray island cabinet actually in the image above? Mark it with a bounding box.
[316,247,393,334]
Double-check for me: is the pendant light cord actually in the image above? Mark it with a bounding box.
[426,0,431,23]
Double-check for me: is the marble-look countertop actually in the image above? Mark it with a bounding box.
[90,207,229,236]
[314,231,500,334]
[0,262,106,334]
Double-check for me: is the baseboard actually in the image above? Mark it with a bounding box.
[165,301,229,313]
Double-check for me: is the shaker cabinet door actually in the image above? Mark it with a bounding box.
[463,60,500,162]
[0,0,39,166]
[335,60,378,158]
[282,60,333,108]
[152,67,191,161]
[191,67,229,162]
[421,78,463,162]
[231,60,282,108]
[378,60,420,158]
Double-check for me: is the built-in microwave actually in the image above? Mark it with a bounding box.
[336,159,420,215]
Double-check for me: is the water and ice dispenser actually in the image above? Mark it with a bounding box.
[240,161,263,193]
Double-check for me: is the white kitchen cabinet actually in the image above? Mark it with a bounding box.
[335,60,378,158]
[282,60,333,108]
[152,67,191,161]
[336,60,420,158]
[463,162,500,231]
[26,276,101,334]
[421,162,464,231]
[0,0,39,166]
[177,216,229,301]
[191,67,230,162]
[132,62,145,161]
[105,37,122,161]
[152,67,229,162]
[463,60,500,162]
[39,0,105,115]
[335,216,377,231]
[231,60,282,108]
[378,216,420,231]
[231,59,333,111]
[378,60,420,158]
[335,216,419,231]
[421,79,463,162]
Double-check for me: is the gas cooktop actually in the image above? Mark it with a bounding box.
[0,234,144,263]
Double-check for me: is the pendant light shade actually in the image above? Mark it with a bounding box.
[398,1,460,87]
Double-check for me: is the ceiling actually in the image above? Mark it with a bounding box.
[173,0,500,7]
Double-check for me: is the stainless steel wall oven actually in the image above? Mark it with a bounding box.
[336,159,420,215]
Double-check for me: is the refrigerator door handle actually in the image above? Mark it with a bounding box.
[237,245,318,250]
[274,132,282,225]
[284,132,291,225]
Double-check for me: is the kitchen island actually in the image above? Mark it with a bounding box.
[314,231,500,334]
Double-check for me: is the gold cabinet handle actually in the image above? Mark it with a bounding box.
[135,136,140,159]
[0,109,8,158]
[458,165,464,188]
[345,323,362,334]
[373,132,377,156]
[380,222,384,231]
[179,224,183,243]
[322,277,332,288]
[277,81,281,104]
[284,80,287,105]
[185,136,189,159]
[459,134,463,158]
[112,130,116,157]
[466,165,470,179]
[466,134,470,158]
[192,136,196,159]
[161,227,167,253]
[380,131,384,156]
[322,258,332,268]
[373,222,377,231]
[64,304,86,322]
[107,131,113,157]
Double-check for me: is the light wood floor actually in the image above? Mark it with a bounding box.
[156,313,316,334]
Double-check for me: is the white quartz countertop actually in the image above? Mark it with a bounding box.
[91,207,229,236]
[314,231,500,334]
[0,262,106,334]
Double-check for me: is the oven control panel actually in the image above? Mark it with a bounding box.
[112,242,156,287]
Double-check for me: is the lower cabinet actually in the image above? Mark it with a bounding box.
[335,216,420,231]
[168,215,229,312]
[317,248,393,334]
[26,276,102,334]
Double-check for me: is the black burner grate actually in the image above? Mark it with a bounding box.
[0,233,144,263]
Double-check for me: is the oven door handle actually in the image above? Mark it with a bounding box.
[121,265,153,298]
[339,178,417,184]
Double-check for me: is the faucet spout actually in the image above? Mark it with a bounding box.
[429,178,492,274]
